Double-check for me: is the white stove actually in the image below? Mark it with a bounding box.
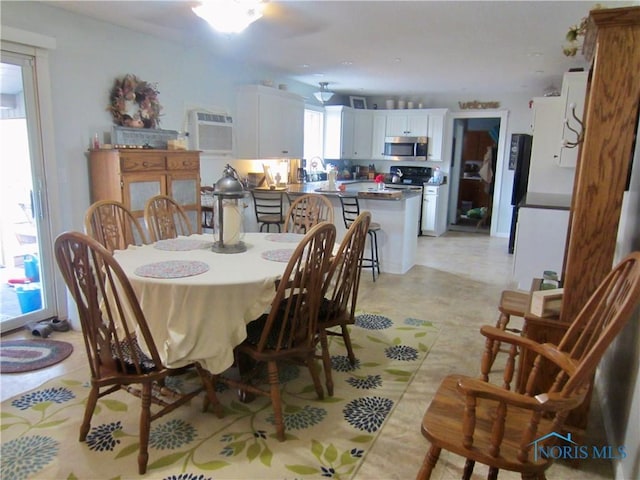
[384,166,432,235]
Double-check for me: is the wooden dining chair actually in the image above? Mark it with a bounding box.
[284,193,334,234]
[486,288,530,369]
[417,252,640,480]
[84,200,148,253]
[251,189,286,232]
[54,231,222,475]
[144,194,194,242]
[214,222,337,441]
[200,186,215,230]
[317,211,371,396]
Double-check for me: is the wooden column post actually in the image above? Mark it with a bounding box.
[561,7,640,323]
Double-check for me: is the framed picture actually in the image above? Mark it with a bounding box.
[350,96,367,109]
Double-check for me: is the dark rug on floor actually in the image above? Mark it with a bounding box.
[0,339,73,373]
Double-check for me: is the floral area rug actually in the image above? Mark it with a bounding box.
[0,313,439,480]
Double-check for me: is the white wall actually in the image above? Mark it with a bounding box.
[597,119,640,480]
[1,2,545,238]
[1,2,317,234]
[429,93,535,237]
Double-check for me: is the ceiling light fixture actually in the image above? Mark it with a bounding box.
[313,82,334,104]
[192,0,265,34]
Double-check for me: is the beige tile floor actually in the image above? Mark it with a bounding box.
[0,231,614,479]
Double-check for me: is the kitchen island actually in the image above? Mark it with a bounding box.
[245,181,421,274]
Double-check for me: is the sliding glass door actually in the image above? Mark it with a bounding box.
[0,47,57,331]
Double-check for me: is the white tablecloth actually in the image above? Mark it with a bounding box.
[113,233,303,373]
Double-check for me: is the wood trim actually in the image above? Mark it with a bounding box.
[561,6,640,323]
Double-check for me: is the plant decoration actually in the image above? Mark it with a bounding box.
[374,174,385,184]
[563,4,601,57]
[108,74,162,128]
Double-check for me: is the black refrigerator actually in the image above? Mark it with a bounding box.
[508,133,533,254]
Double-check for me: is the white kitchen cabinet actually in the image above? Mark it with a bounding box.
[513,206,569,289]
[426,109,447,162]
[324,106,353,159]
[235,85,304,159]
[352,110,373,159]
[421,183,449,236]
[385,111,429,137]
[371,113,387,159]
[558,71,588,168]
[528,96,575,195]
[324,106,372,159]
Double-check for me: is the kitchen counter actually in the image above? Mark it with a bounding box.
[248,181,421,274]
[520,192,572,210]
[285,181,422,200]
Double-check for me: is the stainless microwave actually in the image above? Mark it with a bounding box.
[383,136,428,160]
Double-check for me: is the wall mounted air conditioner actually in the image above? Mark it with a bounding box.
[187,110,233,155]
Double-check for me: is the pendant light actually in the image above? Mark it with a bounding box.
[313,82,334,104]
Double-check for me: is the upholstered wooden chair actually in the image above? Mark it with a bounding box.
[317,211,371,396]
[214,222,336,441]
[84,200,148,253]
[417,252,640,480]
[54,231,222,475]
[144,194,193,241]
[284,194,334,234]
[251,189,287,232]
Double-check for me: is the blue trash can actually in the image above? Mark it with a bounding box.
[24,255,40,282]
[16,284,42,314]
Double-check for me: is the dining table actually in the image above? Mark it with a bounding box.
[112,232,306,374]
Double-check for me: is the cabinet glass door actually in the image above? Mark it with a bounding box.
[171,178,198,205]
[124,175,164,217]
[169,175,200,233]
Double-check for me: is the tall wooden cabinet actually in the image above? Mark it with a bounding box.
[88,149,202,234]
[522,6,640,432]
[561,6,640,323]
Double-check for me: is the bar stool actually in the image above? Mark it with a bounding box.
[251,190,286,232]
[339,195,380,281]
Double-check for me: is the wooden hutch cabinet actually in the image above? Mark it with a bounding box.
[88,149,202,233]
[516,6,640,433]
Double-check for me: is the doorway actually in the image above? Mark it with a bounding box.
[447,111,508,236]
[1,41,62,332]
